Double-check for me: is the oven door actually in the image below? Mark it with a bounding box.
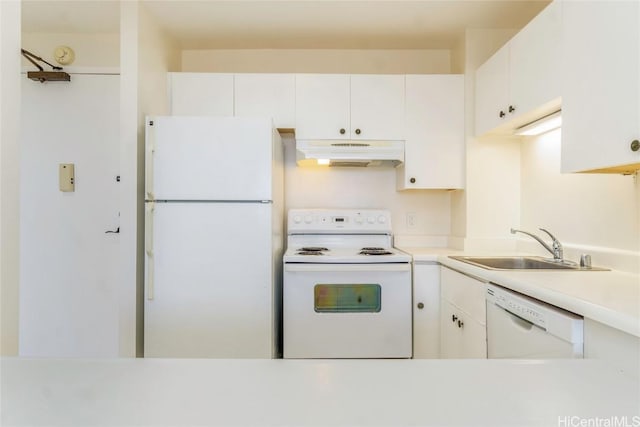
[283,263,412,358]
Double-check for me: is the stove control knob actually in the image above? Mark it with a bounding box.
[378,215,387,224]
[293,215,302,224]
[304,215,313,224]
[355,216,364,224]
[367,216,375,224]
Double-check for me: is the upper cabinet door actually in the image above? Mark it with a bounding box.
[169,73,234,116]
[475,44,510,136]
[349,75,405,140]
[398,75,464,190]
[234,74,296,129]
[508,0,561,120]
[474,0,562,137]
[561,0,640,173]
[295,74,350,140]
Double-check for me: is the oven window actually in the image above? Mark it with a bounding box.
[314,284,381,313]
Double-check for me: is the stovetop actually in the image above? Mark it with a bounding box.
[283,245,411,264]
[284,209,410,264]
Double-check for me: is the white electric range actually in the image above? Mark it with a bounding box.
[283,209,412,359]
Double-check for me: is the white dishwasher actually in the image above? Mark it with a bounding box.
[486,284,583,358]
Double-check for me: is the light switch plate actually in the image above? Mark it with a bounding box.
[59,163,75,192]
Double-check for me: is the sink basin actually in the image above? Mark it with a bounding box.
[449,256,609,271]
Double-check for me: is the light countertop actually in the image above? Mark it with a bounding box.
[2,357,639,426]
[398,247,640,337]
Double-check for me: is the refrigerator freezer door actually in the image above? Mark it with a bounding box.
[147,116,275,201]
[144,202,278,358]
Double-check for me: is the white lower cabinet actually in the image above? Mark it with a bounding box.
[584,319,640,379]
[439,266,487,359]
[412,262,440,359]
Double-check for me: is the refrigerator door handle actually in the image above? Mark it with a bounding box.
[145,122,155,201]
[145,202,155,300]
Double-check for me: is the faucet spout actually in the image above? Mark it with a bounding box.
[510,227,564,261]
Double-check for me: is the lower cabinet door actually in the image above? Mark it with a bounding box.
[440,300,487,359]
[459,313,487,359]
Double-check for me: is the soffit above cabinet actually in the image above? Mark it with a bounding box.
[22,1,550,50]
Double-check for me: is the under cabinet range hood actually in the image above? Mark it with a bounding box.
[296,139,405,167]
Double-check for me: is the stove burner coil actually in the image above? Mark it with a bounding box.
[298,247,329,252]
[360,247,385,251]
[359,249,393,256]
[296,251,325,256]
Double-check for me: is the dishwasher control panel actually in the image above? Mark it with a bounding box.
[487,286,546,329]
[486,284,583,343]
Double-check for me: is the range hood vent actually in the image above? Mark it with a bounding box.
[296,139,404,168]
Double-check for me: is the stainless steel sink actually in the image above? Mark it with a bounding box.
[449,256,609,271]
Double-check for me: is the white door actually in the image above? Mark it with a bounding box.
[147,116,274,201]
[349,75,405,140]
[144,202,276,358]
[475,44,510,136]
[234,74,296,129]
[168,73,234,116]
[295,74,350,140]
[19,74,120,357]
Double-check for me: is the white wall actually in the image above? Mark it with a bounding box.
[0,0,21,357]
[519,129,640,273]
[450,28,520,251]
[182,49,452,74]
[120,1,180,356]
[283,136,451,246]
[21,32,119,69]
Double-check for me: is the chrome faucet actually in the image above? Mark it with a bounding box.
[510,228,564,262]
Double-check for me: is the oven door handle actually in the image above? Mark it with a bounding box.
[284,264,410,273]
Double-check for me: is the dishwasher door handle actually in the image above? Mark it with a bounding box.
[495,303,539,332]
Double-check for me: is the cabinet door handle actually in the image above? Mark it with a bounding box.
[458,320,464,328]
[339,128,346,135]
[499,110,506,118]
[355,128,361,135]
[410,177,416,184]
[631,139,640,152]
[417,302,424,309]
[508,105,516,113]
[452,314,458,322]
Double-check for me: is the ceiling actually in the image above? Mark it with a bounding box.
[21,0,550,50]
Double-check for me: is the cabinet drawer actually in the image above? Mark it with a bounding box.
[440,266,487,323]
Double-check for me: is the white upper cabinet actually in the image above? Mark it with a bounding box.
[349,75,405,140]
[169,73,234,116]
[475,45,510,136]
[508,0,561,121]
[234,74,296,129]
[295,74,405,140]
[398,75,464,190]
[561,0,640,174]
[475,0,561,136]
[294,74,350,140]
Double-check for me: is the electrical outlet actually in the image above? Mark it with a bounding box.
[407,212,417,229]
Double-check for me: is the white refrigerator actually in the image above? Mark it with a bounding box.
[144,116,283,358]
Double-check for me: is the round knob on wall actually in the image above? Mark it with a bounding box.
[417,302,424,309]
[339,128,346,135]
[631,139,640,152]
[410,177,416,184]
[355,128,361,135]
